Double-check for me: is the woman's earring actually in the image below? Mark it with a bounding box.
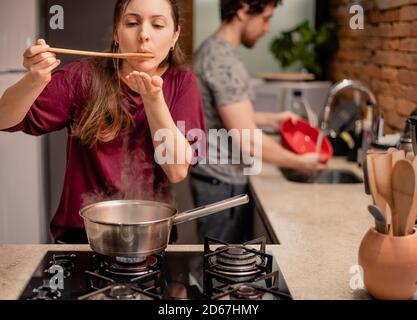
[114,42,120,51]
[170,46,174,52]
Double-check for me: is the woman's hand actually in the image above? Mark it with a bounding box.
[23,39,61,85]
[126,71,164,101]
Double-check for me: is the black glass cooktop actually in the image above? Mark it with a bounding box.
[19,238,292,301]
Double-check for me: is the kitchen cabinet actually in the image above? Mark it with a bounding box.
[251,191,275,244]
[0,0,50,244]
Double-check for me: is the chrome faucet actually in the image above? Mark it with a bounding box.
[319,79,382,148]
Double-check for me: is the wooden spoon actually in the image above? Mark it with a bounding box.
[48,47,154,60]
[391,159,415,236]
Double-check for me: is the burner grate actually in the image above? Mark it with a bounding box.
[203,236,292,299]
[203,237,273,285]
[210,271,292,300]
[78,270,162,300]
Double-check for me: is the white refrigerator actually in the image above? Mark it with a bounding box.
[0,0,49,244]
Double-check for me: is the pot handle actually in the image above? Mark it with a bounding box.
[172,194,249,226]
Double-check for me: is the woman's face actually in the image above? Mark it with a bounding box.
[117,0,180,75]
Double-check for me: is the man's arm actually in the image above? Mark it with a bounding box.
[217,99,324,174]
[254,111,299,132]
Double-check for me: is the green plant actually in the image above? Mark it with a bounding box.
[270,19,339,77]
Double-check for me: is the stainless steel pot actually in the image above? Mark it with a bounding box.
[79,194,249,257]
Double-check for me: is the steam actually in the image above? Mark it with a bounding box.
[81,136,173,208]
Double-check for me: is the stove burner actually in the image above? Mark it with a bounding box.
[207,246,265,281]
[102,255,158,276]
[216,246,257,266]
[115,256,146,264]
[50,258,75,269]
[210,271,292,300]
[109,284,135,299]
[32,283,62,300]
[231,284,264,300]
[80,284,154,300]
[46,254,76,278]
[79,270,160,300]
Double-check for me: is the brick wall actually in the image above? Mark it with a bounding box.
[329,0,417,133]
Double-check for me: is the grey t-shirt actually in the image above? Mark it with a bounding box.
[191,35,254,185]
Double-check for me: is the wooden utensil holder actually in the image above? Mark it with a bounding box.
[358,227,417,300]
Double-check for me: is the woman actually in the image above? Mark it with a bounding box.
[0,0,206,243]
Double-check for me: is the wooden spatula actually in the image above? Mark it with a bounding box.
[366,153,388,223]
[406,157,417,234]
[372,153,393,216]
[390,149,406,233]
[391,159,415,236]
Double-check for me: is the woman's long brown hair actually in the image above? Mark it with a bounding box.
[72,0,186,147]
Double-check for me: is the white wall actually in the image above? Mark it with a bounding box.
[0,0,49,244]
[193,0,316,76]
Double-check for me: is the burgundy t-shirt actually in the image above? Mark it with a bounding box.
[2,60,206,239]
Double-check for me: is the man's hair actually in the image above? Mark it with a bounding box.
[220,0,282,22]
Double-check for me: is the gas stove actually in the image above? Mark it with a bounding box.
[18,237,292,300]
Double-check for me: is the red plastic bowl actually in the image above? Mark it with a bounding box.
[280,118,333,163]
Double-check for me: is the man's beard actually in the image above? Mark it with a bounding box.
[241,33,257,49]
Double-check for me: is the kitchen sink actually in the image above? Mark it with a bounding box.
[280,168,363,184]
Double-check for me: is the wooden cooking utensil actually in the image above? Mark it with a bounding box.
[372,153,393,212]
[406,157,417,234]
[406,152,414,161]
[48,47,154,60]
[390,150,406,234]
[391,149,405,167]
[366,153,388,222]
[391,159,415,236]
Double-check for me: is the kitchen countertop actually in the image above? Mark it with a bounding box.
[249,157,375,300]
[0,158,403,300]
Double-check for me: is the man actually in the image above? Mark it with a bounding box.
[191,0,325,243]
